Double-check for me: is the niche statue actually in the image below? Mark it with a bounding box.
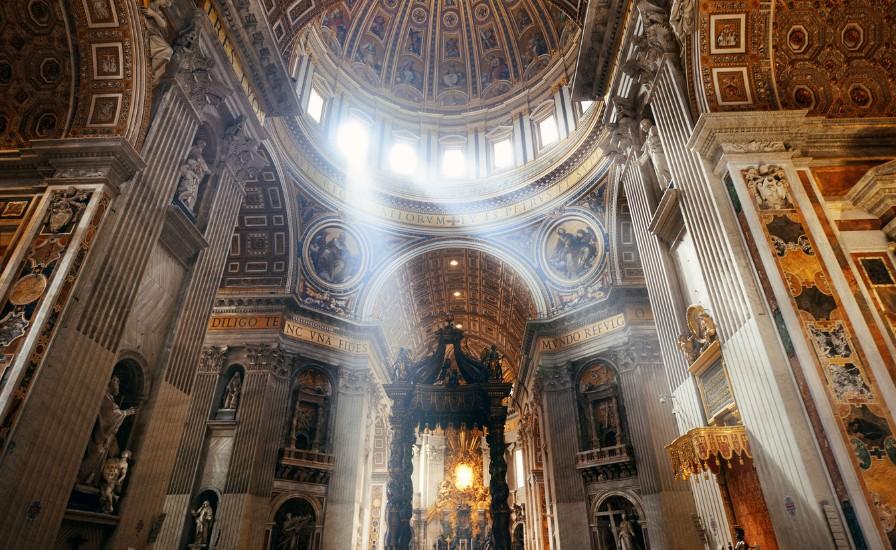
[77,375,137,486]
[221,372,242,410]
[176,138,211,213]
[190,500,214,548]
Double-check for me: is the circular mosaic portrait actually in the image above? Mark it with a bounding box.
[302,221,368,291]
[538,212,606,286]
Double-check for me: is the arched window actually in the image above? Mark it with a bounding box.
[290,368,332,452]
[592,495,646,550]
[577,362,625,451]
[270,498,318,550]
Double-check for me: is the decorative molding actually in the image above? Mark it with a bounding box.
[847,160,896,239]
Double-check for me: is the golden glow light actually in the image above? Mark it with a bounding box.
[449,259,459,266]
[454,463,474,490]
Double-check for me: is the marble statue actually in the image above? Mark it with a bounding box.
[77,375,137,486]
[176,138,211,213]
[191,500,214,547]
[640,119,672,186]
[618,513,636,550]
[221,372,242,410]
[278,512,313,550]
[669,0,696,41]
[142,0,174,84]
[98,449,131,514]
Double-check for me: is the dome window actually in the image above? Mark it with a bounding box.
[538,114,559,148]
[442,148,465,178]
[306,87,325,123]
[389,141,417,176]
[493,138,514,170]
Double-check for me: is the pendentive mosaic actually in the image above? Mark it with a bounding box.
[742,164,896,547]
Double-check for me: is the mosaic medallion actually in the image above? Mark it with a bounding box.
[538,211,606,287]
[302,220,368,291]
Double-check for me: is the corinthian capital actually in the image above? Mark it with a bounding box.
[338,368,371,395]
[537,364,573,392]
[198,345,228,373]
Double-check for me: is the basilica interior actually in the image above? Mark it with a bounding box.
[1,0,896,549]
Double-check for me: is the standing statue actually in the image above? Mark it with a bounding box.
[77,375,137,486]
[732,527,748,550]
[176,138,211,213]
[98,449,131,514]
[278,512,313,550]
[640,119,672,186]
[142,0,174,84]
[191,500,215,547]
[221,372,242,410]
[618,513,636,550]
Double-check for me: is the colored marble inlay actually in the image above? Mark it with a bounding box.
[854,252,896,350]
[742,165,896,547]
[0,190,109,453]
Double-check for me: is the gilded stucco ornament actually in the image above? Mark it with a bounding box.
[677,305,718,364]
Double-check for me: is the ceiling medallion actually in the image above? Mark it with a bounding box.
[302,219,370,293]
[537,209,607,288]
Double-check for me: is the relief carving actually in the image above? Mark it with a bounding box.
[743,164,793,210]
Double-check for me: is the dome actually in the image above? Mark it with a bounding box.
[313,0,579,113]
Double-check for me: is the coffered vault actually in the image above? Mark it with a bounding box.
[368,247,539,378]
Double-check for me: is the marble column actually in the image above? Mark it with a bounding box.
[488,410,511,550]
[211,346,290,549]
[322,368,371,550]
[153,346,229,549]
[384,405,415,550]
[0,82,199,548]
[614,337,703,550]
[537,364,589,549]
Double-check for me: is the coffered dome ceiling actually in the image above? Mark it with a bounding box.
[314,0,578,111]
[369,248,538,378]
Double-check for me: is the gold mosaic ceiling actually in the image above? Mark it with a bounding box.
[370,248,537,378]
[315,0,578,111]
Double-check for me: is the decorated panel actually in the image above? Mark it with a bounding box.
[0,188,109,450]
[742,164,896,546]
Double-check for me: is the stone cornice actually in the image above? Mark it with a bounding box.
[0,137,146,192]
[689,111,896,171]
[688,110,813,172]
